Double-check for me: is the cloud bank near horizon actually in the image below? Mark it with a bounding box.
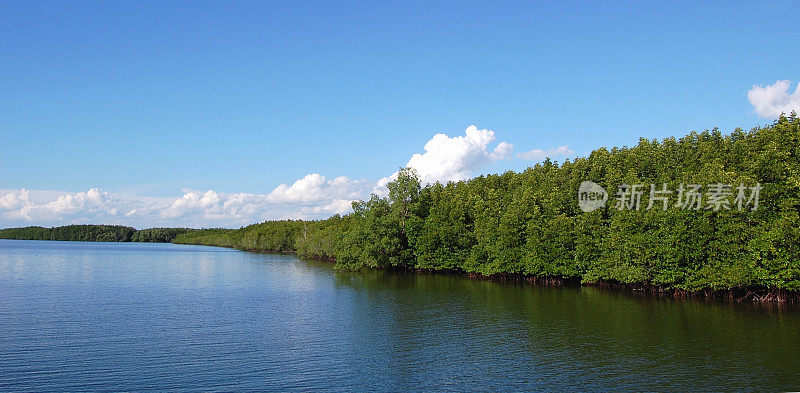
[0,125,571,229]
[0,185,361,229]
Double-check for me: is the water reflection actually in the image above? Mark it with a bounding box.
[329,268,800,390]
[0,240,798,392]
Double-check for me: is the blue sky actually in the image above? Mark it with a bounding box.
[1,1,799,228]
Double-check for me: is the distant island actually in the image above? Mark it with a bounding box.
[3,115,799,302]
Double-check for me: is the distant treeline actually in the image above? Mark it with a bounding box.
[132,227,197,242]
[174,115,800,296]
[174,221,306,253]
[0,225,195,243]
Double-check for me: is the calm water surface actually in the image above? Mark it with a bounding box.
[1,239,798,392]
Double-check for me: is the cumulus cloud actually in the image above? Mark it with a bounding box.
[303,199,355,216]
[517,145,574,161]
[267,174,368,203]
[0,181,367,229]
[372,125,572,196]
[748,80,800,118]
[402,125,513,185]
[0,189,31,210]
[0,188,125,223]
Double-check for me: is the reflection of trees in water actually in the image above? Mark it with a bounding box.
[330,266,800,390]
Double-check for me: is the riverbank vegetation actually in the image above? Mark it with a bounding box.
[174,115,800,297]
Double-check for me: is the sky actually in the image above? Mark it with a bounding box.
[1,0,799,228]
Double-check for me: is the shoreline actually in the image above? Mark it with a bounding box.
[4,235,799,305]
[231,244,800,305]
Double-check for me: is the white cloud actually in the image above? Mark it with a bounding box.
[267,174,369,203]
[517,145,574,161]
[0,182,366,229]
[162,190,224,219]
[492,141,514,159]
[372,125,571,195]
[402,125,513,185]
[0,188,126,223]
[304,199,354,216]
[748,80,800,118]
[0,189,31,210]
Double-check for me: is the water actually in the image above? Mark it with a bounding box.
[0,239,798,392]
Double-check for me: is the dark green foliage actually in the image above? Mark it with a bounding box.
[0,225,136,242]
[294,215,351,260]
[173,228,241,248]
[131,227,195,242]
[174,220,305,253]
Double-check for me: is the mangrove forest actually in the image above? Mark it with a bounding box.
[3,115,800,299]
